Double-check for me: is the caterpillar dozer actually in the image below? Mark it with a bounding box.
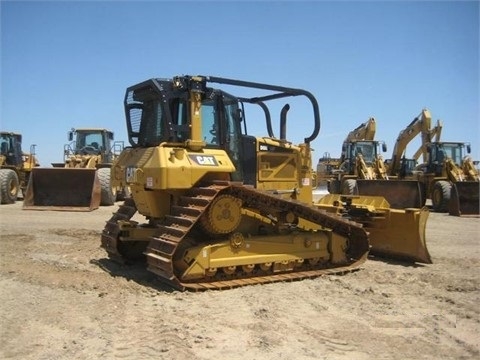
[0,131,39,204]
[23,128,125,211]
[101,75,430,292]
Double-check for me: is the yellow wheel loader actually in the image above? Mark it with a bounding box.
[23,128,126,211]
[323,119,424,209]
[101,75,430,292]
[354,109,479,216]
[417,141,479,216]
[0,131,39,204]
[353,109,442,209]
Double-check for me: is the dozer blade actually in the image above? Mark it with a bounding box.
[315,194,432,264]
[356,179,424,209]
[449,182,480,216]
[23,168,101,211]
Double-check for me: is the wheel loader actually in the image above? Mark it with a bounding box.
[322,118,424,209]
[353,109,443,209]
[354,109,479,216]
[416,141,479,216]
[100,75,430,292]
[23,128,126,211]
[0,131,39,204]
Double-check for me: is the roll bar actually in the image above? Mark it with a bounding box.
[205,76,321,144]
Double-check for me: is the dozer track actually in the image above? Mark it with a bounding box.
[102,182,369,291]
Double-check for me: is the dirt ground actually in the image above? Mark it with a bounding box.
[0,199,479,360]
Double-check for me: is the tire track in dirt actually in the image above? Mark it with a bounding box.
[93,293,198,360]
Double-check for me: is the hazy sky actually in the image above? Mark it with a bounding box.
[2,0,479,166]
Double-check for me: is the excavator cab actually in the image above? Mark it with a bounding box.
[343,140,386,172]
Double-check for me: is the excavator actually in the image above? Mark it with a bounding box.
[0,131,39,204]
[322,118,424,208]
[355,109,442,208]
[356,109,479,215]
[387,109,442,178]
[23,128,126,211]
[100,75,431,291]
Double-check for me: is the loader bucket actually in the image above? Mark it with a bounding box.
[315,194,432,264]
[356,179,424,209]
[449,182,480,216]
[23,168,101,211]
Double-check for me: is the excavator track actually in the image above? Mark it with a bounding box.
[102,182,369,291]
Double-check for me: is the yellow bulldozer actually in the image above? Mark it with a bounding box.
[23,128,126,211]
[0,131,39,204]
[100,75,431,291]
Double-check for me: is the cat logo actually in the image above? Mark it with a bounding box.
[125,166,137,183]
[189,155,218,166]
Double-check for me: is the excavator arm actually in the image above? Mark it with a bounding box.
[413,118,443,163]
[345,117,376,142]
[389,109,435,176]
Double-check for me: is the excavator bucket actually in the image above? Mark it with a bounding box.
[315,194,432,264]
[356,179,424,209]
[23,168,101,211]
[449,182,480,216]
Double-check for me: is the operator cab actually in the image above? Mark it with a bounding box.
[125,79,248,181]
[0,132,23,166]
[426,141,470,175]
[68,129,114,160]
[124,76,321,186]
[341,140,387,174]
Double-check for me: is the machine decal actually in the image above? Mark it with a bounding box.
[126,166,137,183]
[146,177,153,188]
[189,155,218,166]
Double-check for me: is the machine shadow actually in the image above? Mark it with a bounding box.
[367,255,427,268]
[90,257,177,293]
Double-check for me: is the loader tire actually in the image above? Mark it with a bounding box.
[328,179,341,194]
[432,180,451,212]
[342,179,358,195]
[0,169,19,204]
[98,168,116,206]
